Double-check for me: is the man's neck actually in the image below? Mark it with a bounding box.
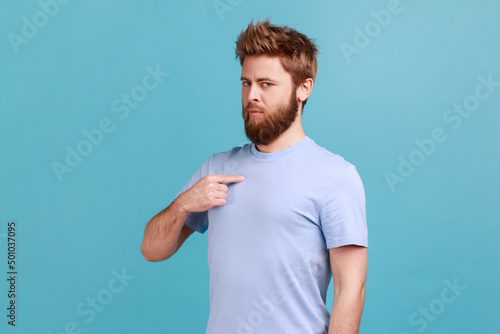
[255,120,306,153]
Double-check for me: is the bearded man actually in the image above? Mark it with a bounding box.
[141,19,368,334]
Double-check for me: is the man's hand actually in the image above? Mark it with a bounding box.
[176,175,245,213]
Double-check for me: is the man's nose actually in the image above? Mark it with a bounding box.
[247,84,260,101]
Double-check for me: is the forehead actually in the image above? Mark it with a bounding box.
[241,55,291,82]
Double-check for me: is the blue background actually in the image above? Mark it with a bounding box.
[1,0,499,333]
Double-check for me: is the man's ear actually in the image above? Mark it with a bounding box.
[296,78,314,103]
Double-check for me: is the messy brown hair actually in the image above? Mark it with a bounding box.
[235,18,319,109]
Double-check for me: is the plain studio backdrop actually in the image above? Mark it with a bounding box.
[0,0,499,333]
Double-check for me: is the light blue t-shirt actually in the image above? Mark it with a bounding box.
[176,136,368,334]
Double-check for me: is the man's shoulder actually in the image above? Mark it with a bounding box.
[306,137,353,170]
[210,142,251,159]
[203,143,251,169]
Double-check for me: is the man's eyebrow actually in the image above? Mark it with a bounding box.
[240,76,275,82]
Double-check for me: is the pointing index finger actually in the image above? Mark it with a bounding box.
[215,174,245,184]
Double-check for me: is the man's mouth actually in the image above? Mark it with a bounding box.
[249,108,264,116]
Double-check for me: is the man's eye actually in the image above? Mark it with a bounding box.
[241,82,250,86]
[262,82,272,87]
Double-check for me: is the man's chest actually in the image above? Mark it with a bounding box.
[207,167,325,240]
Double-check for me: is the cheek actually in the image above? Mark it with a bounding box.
[241,90,249,105]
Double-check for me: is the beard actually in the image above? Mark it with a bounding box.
[242,91,299,146]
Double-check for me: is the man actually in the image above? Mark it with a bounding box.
[141,19,368,334]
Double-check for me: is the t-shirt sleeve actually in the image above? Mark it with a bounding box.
[319,164,368,249]
[175,156,213,234]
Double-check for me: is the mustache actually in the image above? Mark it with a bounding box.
[244,103,265,113]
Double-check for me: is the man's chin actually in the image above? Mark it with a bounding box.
[245,131,276,146]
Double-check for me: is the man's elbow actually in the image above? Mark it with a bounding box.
[334,283,365,301]
[141,243,172,262]
[351,285,365,307]
[358,285,365,303]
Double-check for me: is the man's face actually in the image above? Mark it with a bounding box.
[241,55,299,146]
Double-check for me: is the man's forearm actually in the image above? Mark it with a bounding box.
[141,197,189,261]
[328,290,365,334]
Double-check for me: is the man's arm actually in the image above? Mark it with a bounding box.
[140,197,192,262]
[328,245,367,334]
[140,174,245,262]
